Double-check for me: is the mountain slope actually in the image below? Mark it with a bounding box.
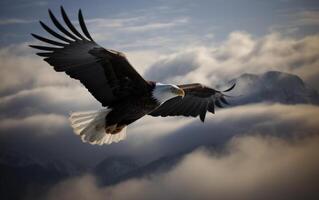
[228,71,319,105]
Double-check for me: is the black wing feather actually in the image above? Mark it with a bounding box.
[182,97,198,116]
[220,96,229,105]
[149,83,235,122]
[39,21,73,43]
[48,9,80,41]
[188,100,202,117]
[152,97,181,117]
[223,83,236,92]
[78,9,94,41]
[199,101,208,122]
[29,45,61,51]
[215,100,223,108]
[60,6,87,40]
[207,102,215,113]
[36,52,52,57]
[30,7,150,106]
[31,33,66,46]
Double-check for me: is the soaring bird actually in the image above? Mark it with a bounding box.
[30,7,235,145]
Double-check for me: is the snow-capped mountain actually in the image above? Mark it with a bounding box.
[228,71,319,105]
[0,151,81,200]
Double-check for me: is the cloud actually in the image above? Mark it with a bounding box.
[1,41,319,166]
[45,133,319,200]
[0,0,47,10]
[0,18,35,25]
[45,175,106,200]
[0,85,98,118]
[86,15,188,43]
[144,31,319,89]
[131,103,319,161]
[84,16,143,31]
[295,10,319,27]
[144,49,199,82]
[0,43,76,96]
[0,43,100,117]
[0,113,67,135]
[124,50,164,73]
[277,9,319,28]
[270,9,319,35]
[122,18,188,32]
[1,31,319,167]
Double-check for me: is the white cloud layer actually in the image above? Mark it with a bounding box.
[0,30,319,166]
[295,10,319,27]
[45,133,319,200]
[145,31,319,89]
[0,18,35,25]
[0,43,76,96]
[0,113,67,135]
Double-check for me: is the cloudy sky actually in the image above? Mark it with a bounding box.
[1,0,319,200]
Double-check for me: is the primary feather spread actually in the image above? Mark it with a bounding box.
[30,7,235,145]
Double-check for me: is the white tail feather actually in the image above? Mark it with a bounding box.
[69,108,127,145]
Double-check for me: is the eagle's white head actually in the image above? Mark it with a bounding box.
[152,82,185,104]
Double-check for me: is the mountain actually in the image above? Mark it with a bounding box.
[93,152,186,186]
[0,151,80,200]
[0,151,82,175]
[227,71,319,105]
[93,156,139,186]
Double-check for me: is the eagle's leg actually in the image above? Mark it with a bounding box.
[111,124,126,134]
[103,108,129,134]
[104,123,126,134]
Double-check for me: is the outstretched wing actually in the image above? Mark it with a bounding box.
[30,7,150,107]
[149,83,235,122]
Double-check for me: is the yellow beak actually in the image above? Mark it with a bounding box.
[177,88,185,98]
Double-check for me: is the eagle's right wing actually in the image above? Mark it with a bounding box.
[149,83,235,122]
[30,7,151,107]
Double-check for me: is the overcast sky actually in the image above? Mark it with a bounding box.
[1,1,319,199]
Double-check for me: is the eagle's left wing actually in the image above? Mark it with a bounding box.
[148,83,235,122]
[29,7,151,107]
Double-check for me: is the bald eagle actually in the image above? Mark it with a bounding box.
[30,7,235,145]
